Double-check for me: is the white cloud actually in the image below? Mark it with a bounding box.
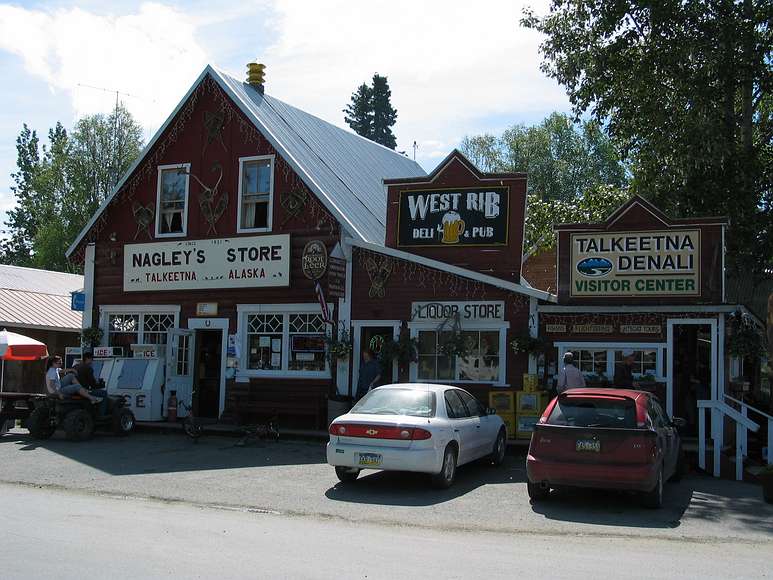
[0,2,209,134]
[255,0,568,167]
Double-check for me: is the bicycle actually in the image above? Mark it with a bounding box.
[178,400,203,442]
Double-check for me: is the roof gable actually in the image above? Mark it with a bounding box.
[67,65,425,257]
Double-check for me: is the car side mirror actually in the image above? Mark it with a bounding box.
[486,407,497,416]
[671,417,687,429]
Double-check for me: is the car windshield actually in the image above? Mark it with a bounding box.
[547,397,637,428]
[351,388,436,418]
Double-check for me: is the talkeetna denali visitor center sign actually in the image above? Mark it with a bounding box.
[397,187,509,247]
[570,229,700,297]
[124,234,291,292]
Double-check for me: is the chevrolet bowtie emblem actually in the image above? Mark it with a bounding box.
[366,429,378,435]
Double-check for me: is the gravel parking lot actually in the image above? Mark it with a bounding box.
[1,428,771,545]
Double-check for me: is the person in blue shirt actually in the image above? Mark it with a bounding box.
[356,349,382,401]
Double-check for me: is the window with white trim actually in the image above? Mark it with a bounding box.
[556,343,666,381]
[614,349,657,376]
[238,156,273,231]
[156,164,189,236]
[412,325,507,384]
[576,349,608,376]
[104,311,177,355]
[239,304,332,377]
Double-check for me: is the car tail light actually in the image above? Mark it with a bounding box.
[328,424,431,440]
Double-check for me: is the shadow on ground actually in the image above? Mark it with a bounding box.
[0,430,326,476]
[325,456,527,506]
[529,469,773,533]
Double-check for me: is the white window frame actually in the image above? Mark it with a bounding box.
[155,163,190,238]
[555,342,667,382]
[98,305,181,347]
[237,154,274,233]
[236,303,333,379]
[407,321,509,386]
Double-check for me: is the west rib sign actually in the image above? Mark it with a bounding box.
[397,187,509,247]
[570,230,701,297]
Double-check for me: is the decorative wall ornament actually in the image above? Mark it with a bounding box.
[178,162,227,234]
[202,110,227,154]
[132,201,155,240]
[364,254,395,299]
[280,189,308,226]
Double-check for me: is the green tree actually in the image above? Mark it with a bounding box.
[522,0,773,274]
[343,74,398,149]
[343,83,373,140]
[2,104,143,272]
[371,74,397,149]
[460,112,630,249]
[2,124,41,266]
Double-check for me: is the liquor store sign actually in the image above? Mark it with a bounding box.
[124,235,290,292]
[570,229,700,297]
[397,187,509,247]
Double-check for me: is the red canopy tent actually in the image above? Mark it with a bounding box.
[0,329,49,392]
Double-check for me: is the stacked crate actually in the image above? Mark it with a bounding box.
[515,389,549,439]
[488,391,516,439]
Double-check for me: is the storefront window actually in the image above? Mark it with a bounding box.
[247,314,283,370]
[243,309,330,375]
[576,349,608,376]
[106,311,177,354]
[289,314,326,371]
[615,349,657,376]
[417,330,501,382]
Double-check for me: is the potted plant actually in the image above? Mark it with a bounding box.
[325,326,353,362]
[510,334,549,356]
[440,332,472,358]
[81,326,103,350]
[759,463,773,504]
[378,333,418,369]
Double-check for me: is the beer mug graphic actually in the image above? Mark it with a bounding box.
[441,211,466,244]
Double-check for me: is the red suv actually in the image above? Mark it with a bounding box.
[526,389,685,508]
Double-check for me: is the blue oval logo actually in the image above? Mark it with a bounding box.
[576,257,613,278]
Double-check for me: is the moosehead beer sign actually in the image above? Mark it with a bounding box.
[397,187,509,247]
[570,229,700,297]
[124,235,290,292]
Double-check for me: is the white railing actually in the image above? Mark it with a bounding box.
[724,394,773,468]
[697,399,760,480]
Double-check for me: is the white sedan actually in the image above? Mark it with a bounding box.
[327,383,507,488]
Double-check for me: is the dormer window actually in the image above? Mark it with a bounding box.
[156,164,190,237]
[238,155,274,232]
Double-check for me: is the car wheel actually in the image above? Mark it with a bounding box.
[642,466,664,509]
[63,409,95,442]
[490,428,506,466]
[335,466,360,483]
[27,406,55,440]
[432,444,457,489]
[527,481,550,501]
[669,446,686,482]
[112,408,135,436]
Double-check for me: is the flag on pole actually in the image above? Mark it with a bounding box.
[315,281,331,323]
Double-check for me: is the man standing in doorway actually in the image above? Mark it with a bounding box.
[556,352,585,393]
[356,349,382,401]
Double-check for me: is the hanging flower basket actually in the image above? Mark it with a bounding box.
[378,334,418,366]
[510,334,549,355]
[727,311,766,359]
[440,332,472,358]
[325,326,353,361]
[81,327,104,349]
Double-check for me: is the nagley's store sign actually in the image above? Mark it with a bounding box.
[397,187,509,247]
[570,229,701,297]
[123,234,291,292]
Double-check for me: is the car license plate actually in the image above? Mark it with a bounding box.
[357,453,383,467]
[576,439,601,453]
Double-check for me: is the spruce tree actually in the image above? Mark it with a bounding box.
[370,74,397,149]
[343,83,373,140]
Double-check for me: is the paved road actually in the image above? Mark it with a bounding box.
[1,429,772,547]
[1,484,770,580]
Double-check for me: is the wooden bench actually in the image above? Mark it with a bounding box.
[225,382,327,430]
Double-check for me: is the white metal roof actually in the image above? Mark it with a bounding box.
[67,65,426,257]
[0,265,83,332]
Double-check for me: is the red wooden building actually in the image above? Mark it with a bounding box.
[66,64,548,429]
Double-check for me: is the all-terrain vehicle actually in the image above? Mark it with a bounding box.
[25,393,136,441]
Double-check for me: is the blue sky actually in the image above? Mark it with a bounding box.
[0,0,570,237]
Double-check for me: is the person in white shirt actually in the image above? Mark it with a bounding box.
[44,356,101,403]
[557,352,586,393]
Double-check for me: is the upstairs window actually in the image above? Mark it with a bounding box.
[156,164,190,236]
[238,155,274,232]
